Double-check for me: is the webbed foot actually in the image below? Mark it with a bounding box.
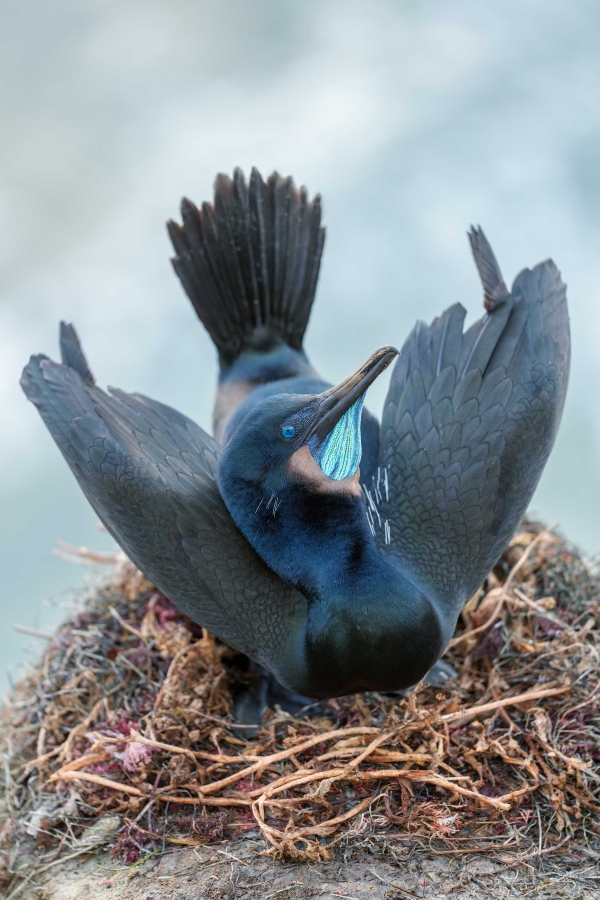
[232,661,316,730]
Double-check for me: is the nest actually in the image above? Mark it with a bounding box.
[1,521,599,895]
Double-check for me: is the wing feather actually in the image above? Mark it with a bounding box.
[21,338,308,688]
[377,233,569,612]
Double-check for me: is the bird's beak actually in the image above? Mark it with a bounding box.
[306,345,398,443]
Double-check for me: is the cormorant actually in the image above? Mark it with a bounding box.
[21,168,570,709]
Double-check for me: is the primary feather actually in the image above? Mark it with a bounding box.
[378,244,568,613]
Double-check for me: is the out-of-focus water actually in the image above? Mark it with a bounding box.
[2,0,599,693]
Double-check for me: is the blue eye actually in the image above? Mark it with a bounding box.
[281,425,296,439]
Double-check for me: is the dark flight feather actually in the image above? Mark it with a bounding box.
[378,241,569,611]
[168,168,325,366]
[468,225,510,312]
[59,321,95,384]
[20,345,308,690]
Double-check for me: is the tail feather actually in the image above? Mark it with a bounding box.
[168,168,325,367]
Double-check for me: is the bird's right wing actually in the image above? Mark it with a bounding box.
[372,230,569,618]
[21,326,308,688]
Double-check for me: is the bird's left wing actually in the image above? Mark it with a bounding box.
[370,231,569,626]
[21,325,308,688]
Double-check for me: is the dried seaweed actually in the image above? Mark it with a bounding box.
[1,521,598,894]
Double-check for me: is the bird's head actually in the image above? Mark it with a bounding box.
[218,346,398,501]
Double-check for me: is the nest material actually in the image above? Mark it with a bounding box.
[1,521,599,893]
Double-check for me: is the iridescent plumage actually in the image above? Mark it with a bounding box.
[309,396,365,480]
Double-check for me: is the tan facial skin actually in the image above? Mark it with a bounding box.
[213,381,253,441]
[287,445,362,496]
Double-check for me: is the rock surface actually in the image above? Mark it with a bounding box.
[18,839,600,900]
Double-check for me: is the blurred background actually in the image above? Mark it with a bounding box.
[2,0,599,694]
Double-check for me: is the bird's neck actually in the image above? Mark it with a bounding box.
[218,473,444,697]
[214,343,316,441]
[219,471,370,592]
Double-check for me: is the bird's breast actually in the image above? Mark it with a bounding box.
[299,573,443,698]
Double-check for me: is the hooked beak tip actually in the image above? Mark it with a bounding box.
[308,345,399,442]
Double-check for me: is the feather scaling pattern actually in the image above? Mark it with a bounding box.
[21,349,308,691]
[378,232,569,611]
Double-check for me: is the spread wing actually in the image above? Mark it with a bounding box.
[373,229,569,613]
[21,325,307,688]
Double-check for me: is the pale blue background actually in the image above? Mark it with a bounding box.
[2,0,599,693]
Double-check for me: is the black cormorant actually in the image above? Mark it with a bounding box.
[21,169,570,708]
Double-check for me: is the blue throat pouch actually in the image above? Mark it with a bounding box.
[309,395,365,480]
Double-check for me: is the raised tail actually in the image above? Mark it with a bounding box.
[167,168,326,368]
